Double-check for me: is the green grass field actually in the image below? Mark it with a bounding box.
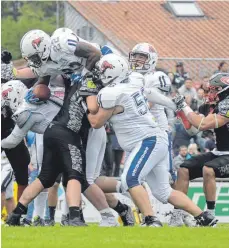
[2,224,229,248]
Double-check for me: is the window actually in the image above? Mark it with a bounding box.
[167,1,204,17]
[89,27,94,40]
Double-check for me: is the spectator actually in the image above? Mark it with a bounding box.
[214,61,228,73]
[201,76,209,93]
[196,88,205,109]
[173,145,188,171]
[172,62,189,89]
[203,130,216,152]
[178,78,197,99]
[173,120,192,156]
[186,143,199,159]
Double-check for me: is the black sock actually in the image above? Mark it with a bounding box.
[49,206,56,221]
[69,206,80,219]
[14,202,27,215]
[113,201,128,214]
[206,201,215,210]
[80,208,85,223]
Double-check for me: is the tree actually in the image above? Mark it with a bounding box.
[1,1,64,59]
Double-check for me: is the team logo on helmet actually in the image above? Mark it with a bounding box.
[32,37,44,49]
[148,45,156,53]
[101,61,115,73]
[220,76,229,85]
[2,87,12,99]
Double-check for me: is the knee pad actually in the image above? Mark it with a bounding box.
[152,186,173,204]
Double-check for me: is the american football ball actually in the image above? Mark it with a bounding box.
[33,84,51,101]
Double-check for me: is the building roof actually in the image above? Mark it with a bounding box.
[68,0,229,58]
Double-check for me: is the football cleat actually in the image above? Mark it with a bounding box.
[169,209,184,227]
[182,212,196,227]
[195,211,218,227]
[99,213,119,227]
[44,219,55,226]
[68,217,88,227]
[21,218,32,227]
[33,216,45,226]
[60,214,69,226]
[141,216,163,227]
[119,205,135,226]
[5,213,21,226]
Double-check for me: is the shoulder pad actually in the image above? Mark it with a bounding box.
[145,71,171,92]
[97,88,117,109]
[53,32,79,54]
[218,97,229,118]
[12,110,31,128]
[127,72,144,88]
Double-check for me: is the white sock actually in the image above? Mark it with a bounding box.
[62,194,69,215]
[207,209,215,216]
[34,191,48,219]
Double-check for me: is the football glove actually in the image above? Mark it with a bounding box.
[24,88,41,104]
[1,50,12,64]
[172,94,187,111]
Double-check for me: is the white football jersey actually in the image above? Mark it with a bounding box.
[97,74,167,151]
[31,28,100,77]
[144,71,171,131]
[13,97,62,134]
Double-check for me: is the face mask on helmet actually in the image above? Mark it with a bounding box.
[21,30,51,68]
[129,43,158,74]
[207,73,229,103]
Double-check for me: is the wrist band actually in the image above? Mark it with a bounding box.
[198,117,205,131]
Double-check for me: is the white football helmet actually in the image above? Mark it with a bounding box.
[20,30,51,68]
[97,54,129,86]
[129,43,158,74]
[1,80,28,112]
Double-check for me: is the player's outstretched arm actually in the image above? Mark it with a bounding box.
[185,111,228,131]
[144,87,177,111]
[1,124,31,149]
[1,111,37,149]
[74,42,101,76]
[173,95,229,130]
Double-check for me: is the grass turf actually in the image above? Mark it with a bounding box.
[2,224,229,248]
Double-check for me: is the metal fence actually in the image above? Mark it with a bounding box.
[157,58,229,81]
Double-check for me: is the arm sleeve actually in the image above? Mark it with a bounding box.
[144,87,177,111]
[1,116,36,149]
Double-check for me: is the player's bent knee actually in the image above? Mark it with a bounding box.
[121,173,140,192]
[203,166,215,178]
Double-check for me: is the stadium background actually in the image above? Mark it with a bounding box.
[1,0,229,223]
